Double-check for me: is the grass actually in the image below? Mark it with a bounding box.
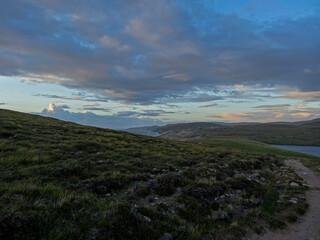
[189,136,320,160]
[160,120,320,146]
[188,136,320,173]
[0,109,311,239]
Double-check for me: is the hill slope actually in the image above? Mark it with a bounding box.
[0,109,308,240]
[156,119,320,146]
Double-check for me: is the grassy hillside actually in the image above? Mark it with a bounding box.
[189,137,320,160]
[0,109,309,240]
[188,137,320,173]
[159,119,320,146]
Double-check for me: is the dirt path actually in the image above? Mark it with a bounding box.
[252,159,320,240]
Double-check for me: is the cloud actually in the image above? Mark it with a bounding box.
[82,107,110,112]
[81,103,111,112]
[162,93,223,104]
[116,111,137,117]
[211,104,320,122]
[37,103,167,129]
[199,103,218,108]
[0,0,319,104]
[0,103,6,105]
[34,93,109,102]
[140,110,175,117]
[100,35,129,51]
[253,104,290,109]
[163,73,191,82]
[115,109,174,117]
[60,104,70,109]
[277,91,320,102]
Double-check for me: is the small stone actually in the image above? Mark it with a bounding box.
[152,168,158,172]
[159,233,172,240]
[105,193,111,197]
[143,216,151,223]
[290,182,300,187]
[289,199,298,204]
[229,194,235,199]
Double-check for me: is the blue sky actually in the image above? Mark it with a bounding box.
[0,0,319,127]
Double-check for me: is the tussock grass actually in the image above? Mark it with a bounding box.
[0,109,309,239]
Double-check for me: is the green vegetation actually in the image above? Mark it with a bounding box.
[0,109,309,239]
[189,137,320,173]
[159,119,320,146]
[189,137,320,160]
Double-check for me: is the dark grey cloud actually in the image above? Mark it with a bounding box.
[82,103,110,112]
[60,104,70,109]
[33,93,109,102]
[116,109,174,117]
[82,107,110,112]
[116,111,138,117]
[140,110,175,117]
[162,94,223,104]
[1,0,319,104]
[0,103,6,105]
[253,104,290,109]
[199,103,218,108]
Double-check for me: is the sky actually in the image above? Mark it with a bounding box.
[0,0,320,128]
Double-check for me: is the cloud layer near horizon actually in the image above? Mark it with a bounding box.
[38,103,166,129]
[1,0,320,104]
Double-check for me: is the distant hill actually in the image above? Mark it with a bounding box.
[129,118,320,146]
[0,108,309,239]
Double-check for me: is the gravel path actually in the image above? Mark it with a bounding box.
[252,159,320,240]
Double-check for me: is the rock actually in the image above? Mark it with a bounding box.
[159,233,172,240]
[229,194,235,199]
[251,173,260,178]
[289,199,298,204]
[302,183,314,189]
[88,228,99,240]
[152,168,158,172]
[290,182,300,187]
[105,193,111,197]
[143,216,151,223]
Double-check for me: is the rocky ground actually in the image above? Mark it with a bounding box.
[249,159,320,240]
